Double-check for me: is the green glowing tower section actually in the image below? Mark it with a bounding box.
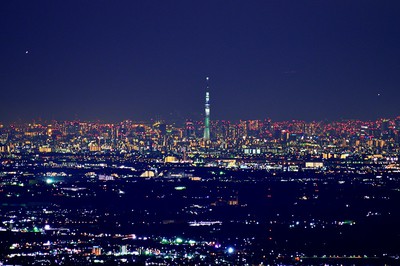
[203,78,210,141]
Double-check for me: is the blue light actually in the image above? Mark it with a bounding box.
[227,247,234,254]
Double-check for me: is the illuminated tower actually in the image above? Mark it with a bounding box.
[203,77,211,141]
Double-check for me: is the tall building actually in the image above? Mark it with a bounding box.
[185,119,195,138]
[203,77,211,141]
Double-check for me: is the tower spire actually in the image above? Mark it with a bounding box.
[203,77,210,141]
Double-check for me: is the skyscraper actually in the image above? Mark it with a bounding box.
[203,77,210,141]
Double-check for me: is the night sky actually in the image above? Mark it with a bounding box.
[1,1,400,123]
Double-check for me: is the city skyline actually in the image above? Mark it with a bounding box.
[1,114,400,126]
[1,1,400,123]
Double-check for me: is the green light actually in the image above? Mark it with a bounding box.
[174,186,186,191]
[46,178,54,184]
[175,237,183,244]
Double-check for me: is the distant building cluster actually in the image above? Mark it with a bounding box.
[0,116,399,168]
